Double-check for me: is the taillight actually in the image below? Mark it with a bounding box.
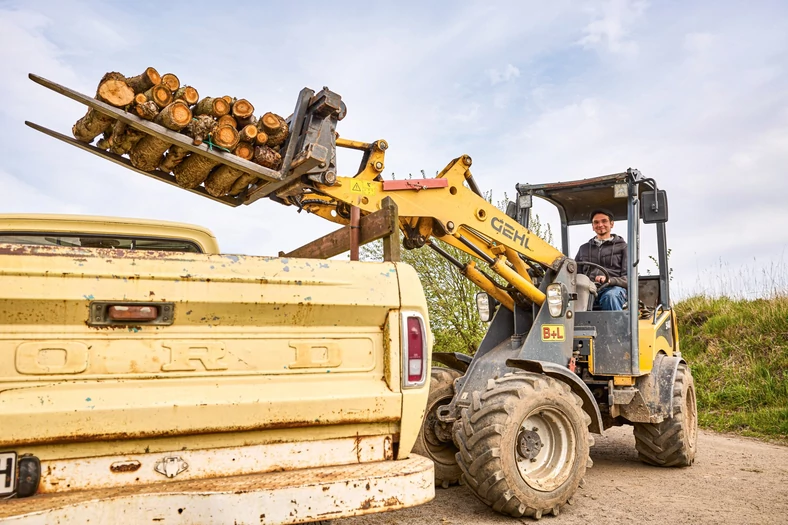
[402,312,427,388]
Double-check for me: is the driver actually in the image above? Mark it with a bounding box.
[575,209,627,311]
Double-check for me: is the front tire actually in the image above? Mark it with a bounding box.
[454,372,593,519]
[412,366,463,488]
[633,362,698,467]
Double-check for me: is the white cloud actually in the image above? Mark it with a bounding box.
[486,63,521,85]
[578,0,648,56]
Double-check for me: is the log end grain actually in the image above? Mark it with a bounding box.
[161,73,180,92]
[97,79,135,107]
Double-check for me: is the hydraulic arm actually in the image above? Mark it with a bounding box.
[277,137,568,310]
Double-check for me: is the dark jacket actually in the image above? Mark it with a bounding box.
[575,234,628,288]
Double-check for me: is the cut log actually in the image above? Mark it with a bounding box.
[211,124,240,150]
[255,131,269,146]
[233,142,254,160]
[236,114,257,128]
[259,112,289,147]
[143,84,173,108]
[99,121,128,151]
[238,124,258,143]
[229,174,259,196]
[129,135,171,171]
[193,97,230,118]
[174,154,220,189]
[72,110,115,143]
[72,72,135,142]
[205,164,244,196]
[159,145,189,173]
[173,86,199,106]
[184,115,216,146]
[154,100,192,131]
[222,95,233,105]
[161,73,180,92]
[231,99,254,119]
[125,67,161,94]
[96,72,134,107]
[134,100,159,120]
[254,145,282,170]
[217,114,238,128]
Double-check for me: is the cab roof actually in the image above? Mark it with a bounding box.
[0,214,220,254]
[516,171,648,226]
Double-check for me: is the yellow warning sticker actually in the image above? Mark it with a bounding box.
[350,181,376,196]
[541,324,566,342]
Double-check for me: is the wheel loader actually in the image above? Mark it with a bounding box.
[25,75,697,521]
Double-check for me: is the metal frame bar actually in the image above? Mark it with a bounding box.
[25,122,243,207]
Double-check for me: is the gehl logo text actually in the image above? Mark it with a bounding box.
[490,217,532,250]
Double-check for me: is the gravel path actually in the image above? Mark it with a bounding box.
[343,426,788,524]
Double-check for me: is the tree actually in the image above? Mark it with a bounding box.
[362,194,553,355]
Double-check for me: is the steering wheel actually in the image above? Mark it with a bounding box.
[575,261,611,291]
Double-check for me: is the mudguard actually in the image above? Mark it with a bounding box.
[506,358,604,434]
[618,353,683,423]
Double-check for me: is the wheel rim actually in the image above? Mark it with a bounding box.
[422,395,457,466]
[515,407,577,492]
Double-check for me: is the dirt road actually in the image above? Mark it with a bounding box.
[344,427,788,524]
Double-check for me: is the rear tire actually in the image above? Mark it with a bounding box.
[412,366,463,488]
[454,372,593,519]
[633,363,698,467]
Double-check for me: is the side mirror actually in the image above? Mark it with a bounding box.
[641,189,668,224]
[475,292,498,323]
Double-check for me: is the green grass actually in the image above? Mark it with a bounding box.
[676,295,788,441]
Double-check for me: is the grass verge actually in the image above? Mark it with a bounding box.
[676,295,788,442]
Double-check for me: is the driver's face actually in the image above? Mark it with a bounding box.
[592,213,613,238]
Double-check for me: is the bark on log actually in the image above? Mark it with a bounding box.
[231,99,254,119]
[229,174,258,195]
[194,97,230,118]
[125,67,161,94]
[161,73,180,92]
[254,145,282,170]
[108,126,145,156]
[134,99,159,120]
[173,86,199,106]
[211,124,240,150]
[129,135,171,171]
[72,110,115,143]
[217,115,238,128]
[236,114,257,128]
[174,154,220,189]
[259,112,289,147]
[159,145,189,173]
[238,124,258,143]
[184,115,216,145]
[97,121,127,150]
[233,142,254,160]
[205,164,244,196]
[143,84,173,108]
[153,100,192,131]
[255,131,269,146]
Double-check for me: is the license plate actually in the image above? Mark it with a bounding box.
[0,451,17,496]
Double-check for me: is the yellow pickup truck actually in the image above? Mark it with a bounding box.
[0,214,434,524]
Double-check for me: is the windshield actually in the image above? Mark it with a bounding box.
[0,233,203,253]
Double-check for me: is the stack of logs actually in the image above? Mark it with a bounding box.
[72,67,289,197]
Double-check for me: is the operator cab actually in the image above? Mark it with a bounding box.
[512,169,671,376]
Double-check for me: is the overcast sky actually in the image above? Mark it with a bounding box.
[1,0,786,298]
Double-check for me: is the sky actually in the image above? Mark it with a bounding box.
[0,0,786,298]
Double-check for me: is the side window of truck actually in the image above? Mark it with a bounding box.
[0,234,203,253]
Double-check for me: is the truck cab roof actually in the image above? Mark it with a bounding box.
[0,213,220,254]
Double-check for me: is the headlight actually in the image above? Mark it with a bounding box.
[546,283,567,317]
[475,292,497,322]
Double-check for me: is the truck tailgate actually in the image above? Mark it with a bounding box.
[0,243,404,447]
